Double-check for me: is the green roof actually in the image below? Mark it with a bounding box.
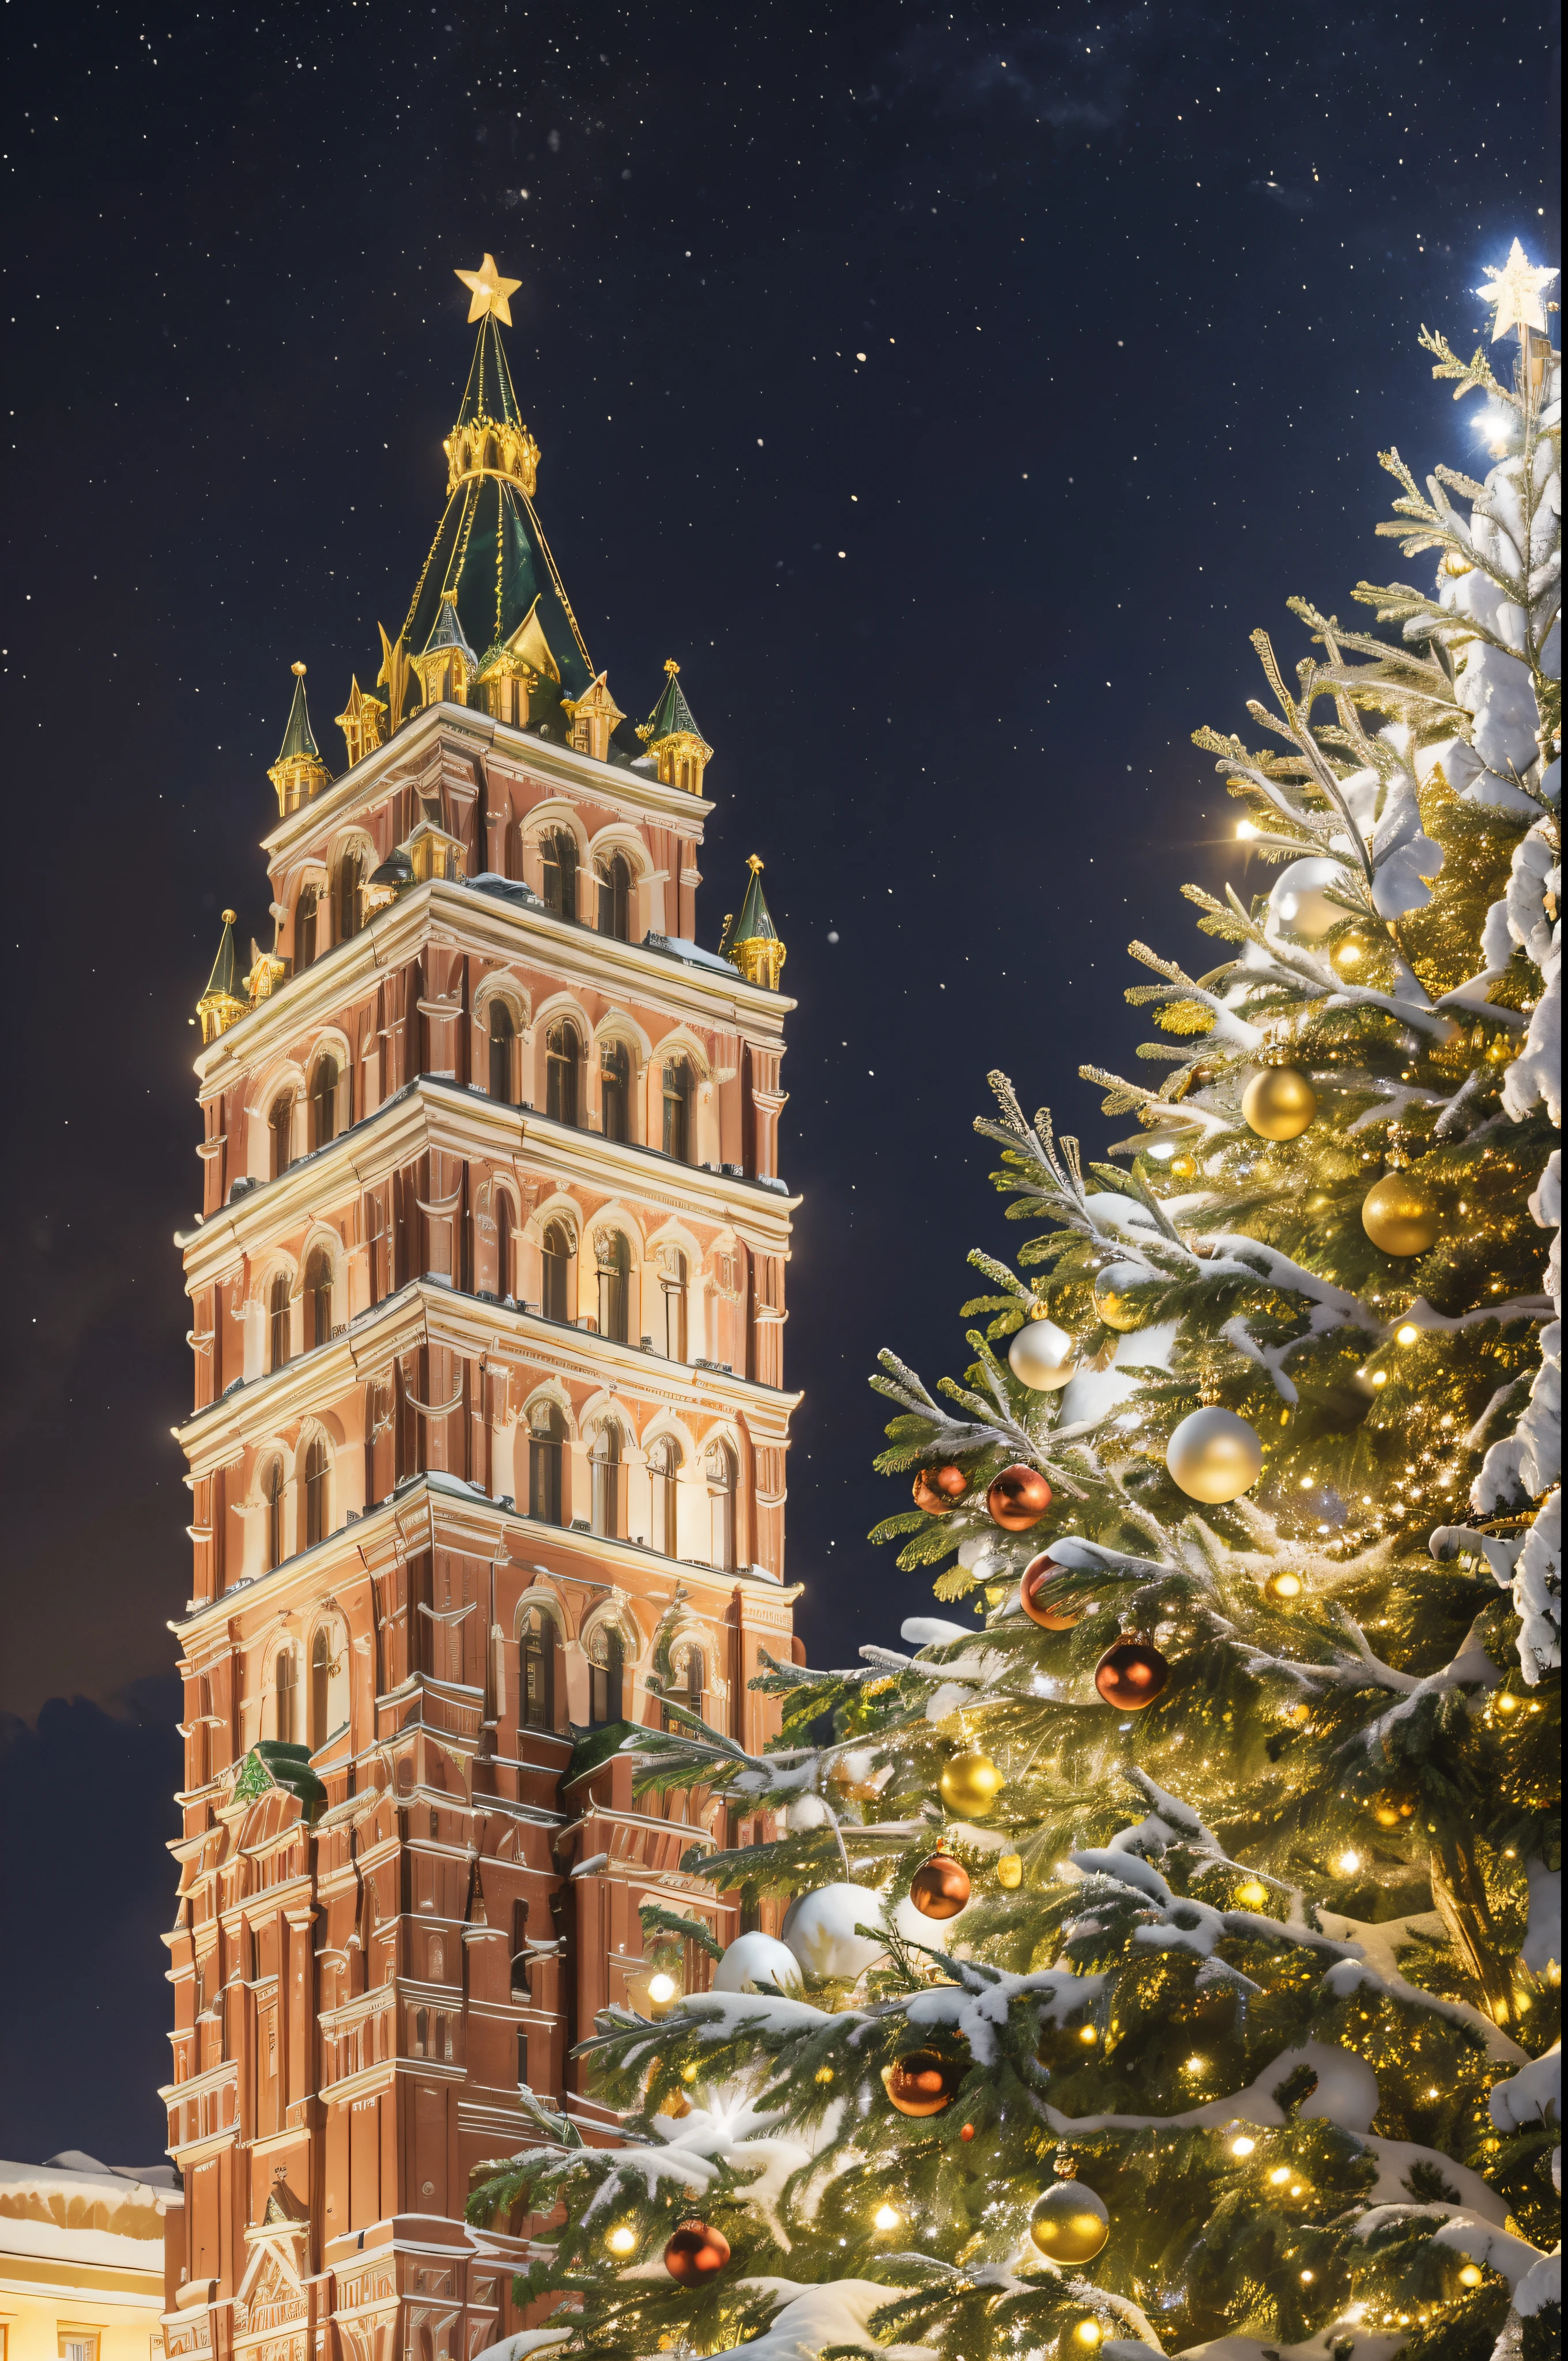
[732,859,779,945]
[456,314,525,431]
[276,667,321,763]
[421,590,478,662]
[200,911,240,1004]
[644,664,706,745]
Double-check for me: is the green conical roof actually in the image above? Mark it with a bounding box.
[277,665,321,763]
[421,589,478,662]
[732,857,779,944]
[643,661,707,745]
[456,315,525,429]
[202,910,240,1004]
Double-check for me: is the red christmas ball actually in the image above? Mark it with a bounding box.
[909,1843,972,1919]
[959,2122,976,2142]
[913,1464,968,1514]
[663,2217,732,2285]
[986,1464,1053,1532]
[881,2050,960,2117]
[1093,1639,1169,1712]
[1020,1552,1082,1631]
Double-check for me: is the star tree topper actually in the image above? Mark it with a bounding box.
[1475,238,1558,341]
[455,253,522,325]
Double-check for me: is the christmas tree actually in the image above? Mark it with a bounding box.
[470,258,1561,2361]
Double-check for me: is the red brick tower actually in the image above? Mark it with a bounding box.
[160,255,799,2361]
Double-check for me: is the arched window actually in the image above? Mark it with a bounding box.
[335,850,363,945]
[546,1022,580,1126]
[296,885,318,970]
[660,1249,688,1361]
[662,1057,692,1161]
[707,1440,737,1574]
[310,1627,331,1748]
[596,1232,630,1344]
[540,1221,574,1322]
[597,851,632,942]
[665,1643,704,1732]
[268,1273,291,1371]
[600,1039,631,1142]
[540,830,578,922]
[310,1052,339,1149]
[495,1191,514,1302]
[262,1458,285,1571]
[587,1624,624,1728]
[648,1436,681,1559]
[488,1001,515,1103]
[303,1433,330,1548]
[269,1092,294,1179]
[528,1404,566,1526]
[274,1648,298,1743]
[590,1424,623,1540]
[305,1248,333,1350]
[520,1610,555,1732]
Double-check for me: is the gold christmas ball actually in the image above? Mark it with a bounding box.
[1361,1171,1440,1258]
[1092,1260,1149,1332]
[1241,1063,1316,1141]
[881,2049,960,2117]
[1169,1150,1200,1182]
[1166,1406,1263,1503]
[938,1747,1005,1819]
[1262,1568,1305,1605]
[1028,2177,1110,2265]
[996,1852,1023,1890]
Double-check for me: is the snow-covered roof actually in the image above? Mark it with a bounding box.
[0,2153,178,2274]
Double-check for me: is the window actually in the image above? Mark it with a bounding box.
[528,1404,566,1526]
[649,1436,681,1558]
[540,1220,574,1322]
[590,1424,623,1540]
[310,1627,331,1748]
[597,851,632,942]
[495,1191,514,1302]
[310,1052,339,1149]
[545,1022,580,1126]
[305,1248,333,1349]
[511,1900,530,1995]
[521,1611,554,1732]
[303,1434,330,1547]
[588,1624,624,1727]
[336,850,363,944]
[269,1092,294,1179]
[488,1000,515,1102]
[540,829,578,921]
[262,1457,285,1571]
[296,885,318,969]
[275,1649,298,1743]
[660,1249,688,1361]
[268,1273,291,1371]
[662,1057,692,1161]
[664,1643,705,1732]
[600,1039,630,1142]
[60,2337,99,2361]
[413,2005,428,2057]
[596,1232,630,1344]
[707,1440,737,1573]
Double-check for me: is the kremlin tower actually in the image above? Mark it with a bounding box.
[162,256,799,2361]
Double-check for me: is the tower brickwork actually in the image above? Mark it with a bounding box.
[160,261,798,2361]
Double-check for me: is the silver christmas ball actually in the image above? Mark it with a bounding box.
[1268,857,1345,942]
[1008,1317,1077,1391]
[1166,1406,1263,1504]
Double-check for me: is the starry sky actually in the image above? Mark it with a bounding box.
[1,0,1558,2165]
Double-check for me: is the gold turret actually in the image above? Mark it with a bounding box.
[336,675,389,769]
[636,659,713,794]
[564,670,625,763]
[267,663,332,816]
[195,911,250,1043]
[409,589,478,710]
[720,857,786,990]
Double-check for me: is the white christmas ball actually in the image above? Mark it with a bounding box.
[785,1793,834,1831]
[1268,857,1345,942]
[781,1883,888,1980]
[1008,1317,1077,1391]
[713,1930,804,1997]
[1166,1405,1264,1504]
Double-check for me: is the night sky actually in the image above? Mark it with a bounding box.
[1,0,1558,2166]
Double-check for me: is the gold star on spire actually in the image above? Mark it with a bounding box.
[1475,239,1558,341]
[455,253,522,325]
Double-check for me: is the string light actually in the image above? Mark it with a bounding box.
[873,2203,901,2231]
[606,2225,637,2256]
[647,1973,678,2006]
[1230,2135,1256,2156]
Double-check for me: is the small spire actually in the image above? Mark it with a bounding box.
[636,658,714,793]
[195,911,250,1043]
[267,663,331,816]
[336,675,388,769]
[722,855,786,989]
[410,588,479,711]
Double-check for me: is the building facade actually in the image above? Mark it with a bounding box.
[160,259,799,2361]
[0,2153,178,2361]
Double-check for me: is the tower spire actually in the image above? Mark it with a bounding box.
[267,662,331,816]
[195,910,248,1042]
[636,658,714,794]
[721,857,786,989]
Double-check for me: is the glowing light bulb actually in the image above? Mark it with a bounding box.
[1235,1881,1269,1907]
[1231,2136,1256,2156]
[606,2225,638,2256]
[1073,2326,1103,2350]
[647,1972,678,2005]
[1396,1323,1419,1345]
[1337,1850,1360,1874]
[681,2063,699,2083]
[1458,2265,1483,2287]
[1078,2024,1099,2044]
[1371,1371,1389,1386]
[1298,1475,1314,1489]
[1495,1692,1520,1716]
[1183,2054,1206,2074]
[1269,2167,1291,2185]
[1236,819,1258,839]
[1300,2269,1315,2284]
[873,2203,901,2231]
